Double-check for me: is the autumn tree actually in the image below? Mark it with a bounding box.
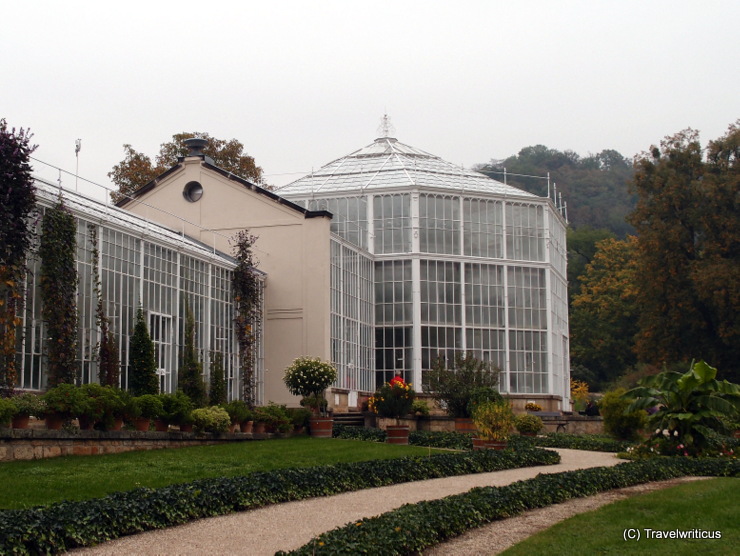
[0,120,37,396]
[628,122,740,381]
[569,236,640,389]
[109,132,263,203]
[567,226,615,303]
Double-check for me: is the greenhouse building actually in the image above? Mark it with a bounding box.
[19,130,570,410]
[279,134,571,409]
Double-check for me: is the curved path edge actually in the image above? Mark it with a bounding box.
[72,449,620,555]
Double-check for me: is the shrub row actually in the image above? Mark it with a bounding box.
[0,447,559,554]
[282,457,740,555]
[332,425,475,451]
[530,432,632,452]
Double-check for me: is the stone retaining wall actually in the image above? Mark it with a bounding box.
[0,429,270,462]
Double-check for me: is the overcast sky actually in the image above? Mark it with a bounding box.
[3,0,738,201]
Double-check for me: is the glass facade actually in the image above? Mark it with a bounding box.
[16,184,264,402]
[280,136,570,403]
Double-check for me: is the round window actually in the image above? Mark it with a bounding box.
[183,181,203,202]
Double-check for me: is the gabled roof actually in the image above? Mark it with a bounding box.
[115,157,331,220]
[278,137,538,198]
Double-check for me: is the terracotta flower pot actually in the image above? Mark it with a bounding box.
[253,422,266,434]
[133,417,151,432]
[78,416,96,430]
[229,422,238,433]
[179,423,194,433]
[154,419,169,432]
[45,414,65,430]
[110,417,124,431]
[240,420,253,433]
[12,415,30,429]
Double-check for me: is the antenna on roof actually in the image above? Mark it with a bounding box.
[75,139,81,191]
[378,113,395,138]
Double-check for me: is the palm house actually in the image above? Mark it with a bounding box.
[280,134,571,407]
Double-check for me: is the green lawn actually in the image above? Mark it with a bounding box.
[502,477,739,556]
[0,437,441,509]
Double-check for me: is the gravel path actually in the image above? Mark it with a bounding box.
[72,449,621,555]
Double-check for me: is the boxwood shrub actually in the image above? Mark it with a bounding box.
[0,447,559,553]
[283,457,740,555]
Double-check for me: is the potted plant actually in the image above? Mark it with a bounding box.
[472,399,514,450]
[160,391,195,432]
[191,406,230,434]
[42,384,86,429]
[369,376,416,444]
[223,399,250,433]
[77,383,112,430]
[525,401,542,413]
[132,394,163,431]
[423,353,501,432]
[283,356,337,437]
[287,407,312,433]
[0,398,16,428]
[10,393,46,429]
[514,413,543,436]
[258,402,292,434]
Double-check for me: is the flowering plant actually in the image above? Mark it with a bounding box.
[283,357,337,414]
[369,376,416,420]
[473,400,515,442]
[525,402,542,412]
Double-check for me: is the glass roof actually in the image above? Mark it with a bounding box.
[278,137,538,199]
[34,178,238,266]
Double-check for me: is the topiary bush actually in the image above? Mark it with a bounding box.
[191,406,230,433]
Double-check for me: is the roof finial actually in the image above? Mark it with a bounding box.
[377,112,395,138]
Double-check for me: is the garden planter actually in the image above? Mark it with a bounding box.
[241,420,253,433]
[179,423,194,433]
[110,418,124,431]
[12,415,30,429]
[78,416,96,430]
[154,419,169,432]
[454,418,476,434]
[229,422,238,433]
[472,437,507,450]
[133,417,151,432]
[253,422,266,435]
[45,414,65,430]
[386,425,410,445]
[309,417,333,438]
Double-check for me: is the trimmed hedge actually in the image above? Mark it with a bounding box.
[530,432,632,453]
[0,447,559,554]
[282,457,740,555]
[332,425,475,451]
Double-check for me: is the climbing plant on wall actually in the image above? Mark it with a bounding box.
[88,225,120,387]
[39,196,79,386]
[0,119,37,396]
[231,230,260,408]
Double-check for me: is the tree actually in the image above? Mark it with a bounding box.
[0,120,37,396]
[109,132,263,203]
[128,307,158,395]
[477,145,635,237]
[39,198,79,386]
[628,123,740,381]
[179,301,206,407]
[569,236,640,389]
[423,353,500,418]
[566,226,616,303]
